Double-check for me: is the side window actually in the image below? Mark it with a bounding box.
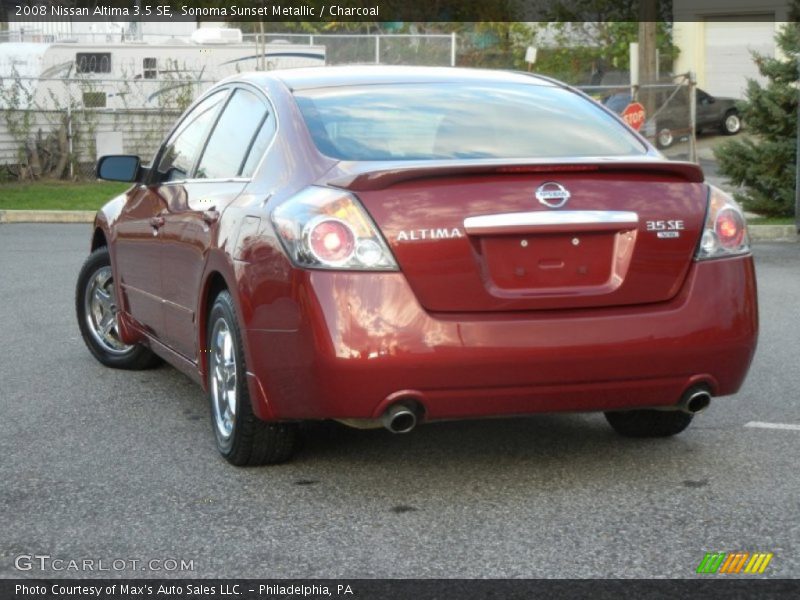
[195,89,269,180]
[241,113,276,177]
[82,91,106,108]
[157,91,226,182]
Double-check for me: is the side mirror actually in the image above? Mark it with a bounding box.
[96,155,141,182]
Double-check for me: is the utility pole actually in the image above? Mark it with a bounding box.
[638,1,658,122]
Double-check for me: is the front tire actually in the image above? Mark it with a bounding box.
[722,111,741,135]
[604,409,693,438]
[207,290,298,466]
[76,246,160,370]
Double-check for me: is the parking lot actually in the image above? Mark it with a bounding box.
[1,224,798,578]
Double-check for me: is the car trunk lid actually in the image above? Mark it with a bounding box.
[327,159,707,313]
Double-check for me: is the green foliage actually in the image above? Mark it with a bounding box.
[536,22,677,83]
[714,16,799,217]
[456,23,540,71]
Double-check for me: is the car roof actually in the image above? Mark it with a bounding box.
[233,66,560,92]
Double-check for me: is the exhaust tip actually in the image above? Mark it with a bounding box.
[382,403,418,434]
[683,389,711,414]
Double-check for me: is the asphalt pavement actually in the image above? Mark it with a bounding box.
[0,224,798,579]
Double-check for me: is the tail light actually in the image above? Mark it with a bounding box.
[271,186,398,270]
[695,186,750,260]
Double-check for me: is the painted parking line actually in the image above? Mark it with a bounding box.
[745,421,800,432]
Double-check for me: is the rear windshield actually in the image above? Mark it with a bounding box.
[294,82,647,161]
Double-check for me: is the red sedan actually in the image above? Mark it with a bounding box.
[76,67,758,465]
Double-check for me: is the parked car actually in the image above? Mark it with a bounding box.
[76,67,758,465]
[603,87,742,148]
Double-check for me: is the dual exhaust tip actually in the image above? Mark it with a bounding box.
[375,388,712,433]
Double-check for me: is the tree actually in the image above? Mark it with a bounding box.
[714,12,800,217]
[540,0,676,84]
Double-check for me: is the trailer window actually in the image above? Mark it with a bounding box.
[143,58,157,79]
[82,92,106,108]
[75,53,111,74]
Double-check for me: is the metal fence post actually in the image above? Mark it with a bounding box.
[66,105,74,179]
[795,54,800,232]
[375,35,380,65]
[688,71,697,164]
[451,32,457,67]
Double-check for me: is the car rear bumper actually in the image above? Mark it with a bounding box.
[245,255,758,422]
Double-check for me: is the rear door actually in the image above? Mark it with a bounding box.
[159,86,276,359]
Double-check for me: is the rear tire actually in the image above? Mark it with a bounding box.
[605,409,693,438]
[207,290,298,466]
[656,124,676,149]
[75,246,161,370]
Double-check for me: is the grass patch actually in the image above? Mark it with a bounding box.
[747,216,795,225]
[0,180,130,211]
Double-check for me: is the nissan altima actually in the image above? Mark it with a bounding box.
[76,67,758,465]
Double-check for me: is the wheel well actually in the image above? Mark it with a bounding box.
[91,228,107,251]
[199,272,228,375]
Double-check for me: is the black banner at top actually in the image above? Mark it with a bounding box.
[0,0,793,22]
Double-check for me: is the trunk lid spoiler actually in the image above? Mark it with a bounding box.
[327,157,705,192]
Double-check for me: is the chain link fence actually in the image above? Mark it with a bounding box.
[251,33,456,67]
[1,34,706,181]
[0,106,182,180]
[0,73,698,182]
[0,32,457,181]
[577,74,698,160]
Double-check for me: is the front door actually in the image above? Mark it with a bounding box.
[113,185,168,337]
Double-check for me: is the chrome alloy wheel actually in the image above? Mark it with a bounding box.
[210,317,237,440]
[657,128,674,148]
[83,266,132,355]
[725,113,741,134]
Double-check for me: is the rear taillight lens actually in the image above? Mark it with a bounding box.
[696,186,750,260]
[271,186,398,270]
[306,217,356,265]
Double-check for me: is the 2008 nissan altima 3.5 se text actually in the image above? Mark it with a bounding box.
[75,66,758,466]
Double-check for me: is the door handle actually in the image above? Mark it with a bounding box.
[149,216,165,228]
[202,209,220,224]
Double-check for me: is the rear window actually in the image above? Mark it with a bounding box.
[294,82,647,161]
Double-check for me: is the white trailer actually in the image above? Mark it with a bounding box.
[0,28,325,109]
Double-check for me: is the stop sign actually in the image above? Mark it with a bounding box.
[621,102,646,131]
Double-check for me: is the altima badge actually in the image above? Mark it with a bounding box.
[397,228,463,242]
[536,182,571,208]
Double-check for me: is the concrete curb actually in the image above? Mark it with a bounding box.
[1,210,797,242]
[0,210,96,224]
[748,225,798,243]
